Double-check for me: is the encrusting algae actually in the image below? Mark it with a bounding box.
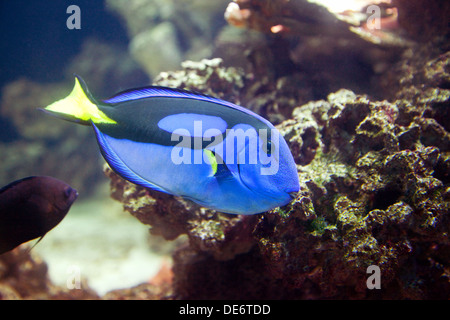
[102,50,449,298]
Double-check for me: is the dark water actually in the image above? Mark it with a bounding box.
[0,0,128,88]
[0,0,130,141]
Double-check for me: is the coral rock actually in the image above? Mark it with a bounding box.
[103,53,449,299]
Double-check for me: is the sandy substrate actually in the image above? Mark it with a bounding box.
[33,183,166,296]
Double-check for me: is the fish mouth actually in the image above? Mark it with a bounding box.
[71,190,79,202]
[55,188,78,212]
[68,189,79,206]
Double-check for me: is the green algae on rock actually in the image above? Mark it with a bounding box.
[97,0,450,298]
[102,50,449,298]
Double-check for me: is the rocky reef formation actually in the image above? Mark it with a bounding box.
[95,0,450,300]
[88,1,450,299]
[219,0,408,125]
[394,0,450,42]
[102,47,449,298]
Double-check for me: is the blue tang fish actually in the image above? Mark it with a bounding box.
[42,76,299,215]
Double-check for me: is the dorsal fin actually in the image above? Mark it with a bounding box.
[0,176,35,195]
[101,85,273,127]
[103,86,224,105]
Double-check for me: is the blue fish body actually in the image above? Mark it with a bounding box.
[43,76,299,215]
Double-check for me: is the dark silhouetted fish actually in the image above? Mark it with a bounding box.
[0,176,78,255]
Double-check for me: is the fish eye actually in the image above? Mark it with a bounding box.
[64,187,73,198]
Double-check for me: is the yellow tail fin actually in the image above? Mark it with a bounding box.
[43,77,116,125]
